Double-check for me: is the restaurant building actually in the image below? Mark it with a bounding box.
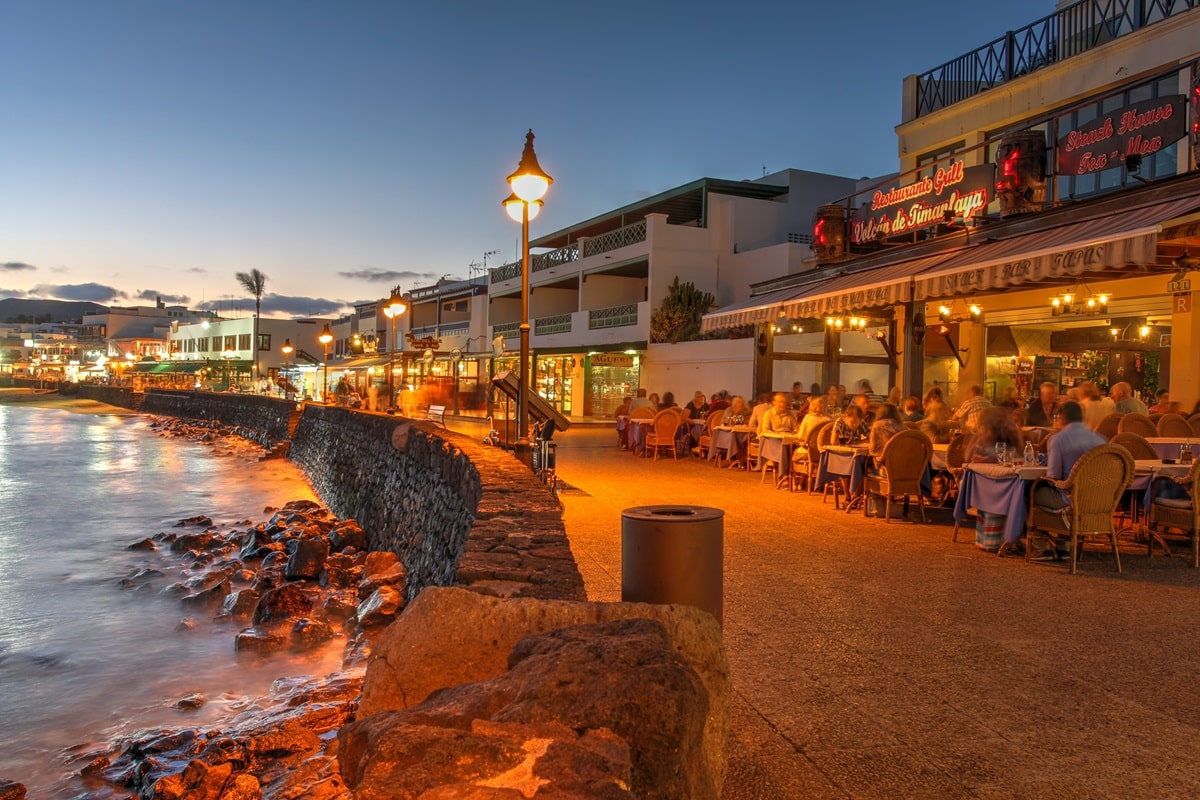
[704,0,1200,409]
[487,169,860,418]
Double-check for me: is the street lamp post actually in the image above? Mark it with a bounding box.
[222,349,235,390]
[319,323,333,403]
[503,129,553,466]
[281,338,293,401]
[383,290,408,414]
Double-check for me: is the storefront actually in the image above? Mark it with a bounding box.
[492,349,641,420]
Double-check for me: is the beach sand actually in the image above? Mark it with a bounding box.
[0,387,135,415]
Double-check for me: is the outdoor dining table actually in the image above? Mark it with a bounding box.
[709,425,755,464]
[625,417,653,455]
[1146,437,1194,460]
[814,443,872,507]
[757,432,802,488]
[953,463,1044,549]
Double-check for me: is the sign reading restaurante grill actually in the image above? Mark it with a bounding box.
[851,162,992,244]
[1056,95,1187,176]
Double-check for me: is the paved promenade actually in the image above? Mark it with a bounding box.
[549,427,1200,799]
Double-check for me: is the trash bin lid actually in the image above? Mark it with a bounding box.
[622,505,724,522]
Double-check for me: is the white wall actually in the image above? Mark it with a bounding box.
[640,338,755,402]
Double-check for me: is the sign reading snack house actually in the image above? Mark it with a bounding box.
[851,163,992,244]
[1056,95,1188,176]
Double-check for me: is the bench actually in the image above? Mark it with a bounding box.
[426,405,447,428]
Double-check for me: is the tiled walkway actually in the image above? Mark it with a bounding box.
[551,427,1200,799]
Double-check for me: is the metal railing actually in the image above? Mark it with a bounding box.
[531,243,579,273]
[914,0,1198,117]
[533,314,572,336]
[489,261,521,283]
[582,219,648,257]
[492,321,520,339]
[438,321,469,335]
[588,303,638,330]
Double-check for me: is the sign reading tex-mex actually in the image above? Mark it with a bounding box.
[850,162,992,244]
[1056,95,1187,176]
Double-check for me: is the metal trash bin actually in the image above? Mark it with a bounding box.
[621,505,724,625]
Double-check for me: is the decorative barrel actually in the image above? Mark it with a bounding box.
[995,129,1047,218]
[812,204,848,263]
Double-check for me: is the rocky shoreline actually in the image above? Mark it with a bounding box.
[3,419,385,800]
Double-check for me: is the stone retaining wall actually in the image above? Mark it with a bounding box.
[77,384,140,410]
[137,389,292,448]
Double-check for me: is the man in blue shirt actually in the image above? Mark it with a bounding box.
[1034,400,1106,510]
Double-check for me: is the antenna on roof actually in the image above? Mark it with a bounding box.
[469,249,501,278]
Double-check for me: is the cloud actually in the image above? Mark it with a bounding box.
[195,293,349,318]
[134,289,190,304]
[337,268,438,284]
[2,262,36,272]
[186,267,206,274]
[31,283,127,302]
[0,288,29,298]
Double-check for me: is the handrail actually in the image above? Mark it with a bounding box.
[914,0,1198,117]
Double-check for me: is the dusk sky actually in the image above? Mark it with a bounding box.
[0,0,1053,318]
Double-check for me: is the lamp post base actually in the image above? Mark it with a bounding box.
[513,438,534,469]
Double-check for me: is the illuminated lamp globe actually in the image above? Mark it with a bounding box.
[384,291,407,320]
[319,324,333,345]
[506,129,553,203]
[504,194,542,223]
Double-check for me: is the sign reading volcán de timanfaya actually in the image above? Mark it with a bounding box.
[851,162,992,244]
[1056,95,1187,176]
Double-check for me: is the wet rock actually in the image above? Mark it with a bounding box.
[175,515,214,528]
[285,538,329,581]
[149,758,231,800]
[357,561,406,601]
[220,589,261,619]
[341,618,707,799]
[290,618,334,650]
[252,584,313,626]
[356,586,402,627]
[328,520,366,552]
[175,693,206,711]
[177,617,199,632]
[181,580,231,609]
[127,537,157,551]
[357,586,729,794]
[243,721,320,765]
[318,564,359,590]
[216,772,260,799]
[321,591,358,622]
[0,780,26,800]
[362,551,398,578]
[235,628,288,655]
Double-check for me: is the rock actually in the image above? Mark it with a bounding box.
[340,619,708,799]
[290,618,334,650]
[322,591,359,622]
[235,627,288,654]
[148,759,231,800]
[328,520,366,552]
[216,773,260,800]
[175,515,214,528]
[0,780,26,800]
[244,721,320,765]
[252,584,313,626]
[357,561,406,601]
[357,586,729,794]
[356,586,402,626]
[175,693,206,710]
[177,617,199,631]
[362,551,398,577]
[181,580,231,608]
[127,537,157,551]
[219,589,261,619]
[284,538,329,581]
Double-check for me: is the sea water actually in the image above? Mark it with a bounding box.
[0,404,341,796]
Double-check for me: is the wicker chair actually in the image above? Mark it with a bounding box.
[792,420,832,494]
[1146,462,1200,568]
[817,422,842,507]
[644,409,682,460]
[1188,413,1200,438]
[863,429,933,523]
[1024,444,1134,574]
[1149,413,1164,425]
[697,409,725,462]
[948,434,977,542]
[1096,412,1122,440]
[1117,413,1158,438]
[1158,413,1192,437]
[1110,432,1158,461]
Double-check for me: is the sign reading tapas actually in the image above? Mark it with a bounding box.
[851,163,992,244]
[1056,95,1187,176]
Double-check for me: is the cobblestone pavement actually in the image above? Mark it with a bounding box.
[550,427,1200,800]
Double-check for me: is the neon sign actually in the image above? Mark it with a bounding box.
[1056,95,1187,176]
[850,163,992,244]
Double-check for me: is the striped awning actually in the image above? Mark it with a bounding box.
[699,283,821,332]
[781,251,961,320]
[913,195,1200,301]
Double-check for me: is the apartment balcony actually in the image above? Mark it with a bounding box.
[489,219,650,286]
[910,0,1198,119]
[489,301,649,349]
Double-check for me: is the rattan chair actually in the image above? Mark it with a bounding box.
[863,429,933,523]
[1188,413,1200,438]
[1024,444,1134,574]
[1110,432,1158,461]
[1117,413,1158,438]
[1145,461,1200,568]
[1158,413,1192,437]
[948,434,977,541]
[644,409,682,460]
[792,420,832,494]
[817,422,842,507]
[1096,412,1122,440]
[698,409,725,462]
[1149,413,1164,425]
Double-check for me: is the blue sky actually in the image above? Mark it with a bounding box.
[0,0,1053,318]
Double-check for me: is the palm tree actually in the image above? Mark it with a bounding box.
[235,269,267,379]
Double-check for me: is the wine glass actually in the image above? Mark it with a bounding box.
[996,443,1008,467]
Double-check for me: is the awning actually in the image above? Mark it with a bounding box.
[128,361,208,374]
[333,355,391,371]
[781,251,961,320]
[913,195,1200,301]
[699,284,815,331]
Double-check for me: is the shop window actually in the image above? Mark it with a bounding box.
[257,333,271,352]
[915,141,964,179]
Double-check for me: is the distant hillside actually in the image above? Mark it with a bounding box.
[0,298,108,324]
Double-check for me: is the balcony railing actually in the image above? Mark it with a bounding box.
[531,244,579,273]
[492,321,520,339]
[914,0,1198,117]
[582,219,648,258]
[439,321,469,335]
[588,303,638,330]
[533,314,572,336]
[489,261,521,283]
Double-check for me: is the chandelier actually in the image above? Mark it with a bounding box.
[1049,281,1109,315]
[825,316,869,331]
[936,300,983,323]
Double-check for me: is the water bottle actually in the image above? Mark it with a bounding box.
[1183,438,1194,465]
[996,443,1007,466]
[1024,441,1035,466]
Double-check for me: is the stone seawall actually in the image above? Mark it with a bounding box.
[288,405,585,602]
[76,384,140,410]
[138,389,292,449]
